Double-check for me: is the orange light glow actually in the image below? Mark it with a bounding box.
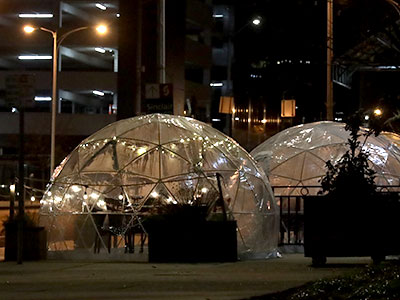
[96,24,108,35]
[23,25,36,33]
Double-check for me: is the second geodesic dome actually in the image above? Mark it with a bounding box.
[251,121,400,195]
[41,114,278,259]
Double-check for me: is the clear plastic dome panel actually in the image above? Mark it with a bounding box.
[125,148,160,179]
[119,122,160,144]
[56,152,79,178]
[160,149,193,178]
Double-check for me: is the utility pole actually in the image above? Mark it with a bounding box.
[17,106,25,264]
[117,1,140,119]
[136,0,143,114]
[159,0,166,84]
[326,0,334,121]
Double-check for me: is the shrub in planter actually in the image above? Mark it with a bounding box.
[3,212,47,261]
[319,114,378,200]
[304,112,400,265]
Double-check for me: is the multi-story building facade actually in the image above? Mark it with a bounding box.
[209,2,234,135]
[0,0,213,183]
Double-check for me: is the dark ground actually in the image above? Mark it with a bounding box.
[0,254,373,300]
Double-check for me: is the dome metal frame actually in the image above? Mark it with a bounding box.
[41,114,279,259]
[251,121,400,196]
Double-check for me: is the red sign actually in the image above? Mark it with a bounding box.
[160,84,173,99]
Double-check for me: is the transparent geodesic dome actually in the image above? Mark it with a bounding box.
[251,121,400,196]
[41,114,278,259]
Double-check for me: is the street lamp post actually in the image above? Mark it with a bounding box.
[24,25,107,177]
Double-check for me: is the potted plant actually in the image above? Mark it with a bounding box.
[304,112,400,265]
[3,212,47,261]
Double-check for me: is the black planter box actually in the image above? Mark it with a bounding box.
[147,220,237,263]
[304,193,400,264]
[5,224,47,261]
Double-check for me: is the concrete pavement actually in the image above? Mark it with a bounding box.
[0,254,372,300]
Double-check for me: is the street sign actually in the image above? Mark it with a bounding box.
[144,83,173,114]
[145,99,173,114]
[5,74,35,108]
[145,83,160,99]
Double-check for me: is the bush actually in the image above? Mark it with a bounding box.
[319,112,380,198]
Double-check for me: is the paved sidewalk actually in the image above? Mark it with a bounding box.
[0,254,371,300]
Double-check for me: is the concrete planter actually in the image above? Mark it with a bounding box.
[304,193,400,265]
[147,220,237,263]
[5,224,47,261]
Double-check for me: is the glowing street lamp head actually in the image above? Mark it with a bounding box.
[23,25,36,33]
[374,108,383,116]
[9,184,15,194]
[95,24,107,35]
[252,17,261,26]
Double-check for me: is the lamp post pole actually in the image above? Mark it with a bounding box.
[49,29,57,178]
[38,26,93,177]
[326,0,334,121]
